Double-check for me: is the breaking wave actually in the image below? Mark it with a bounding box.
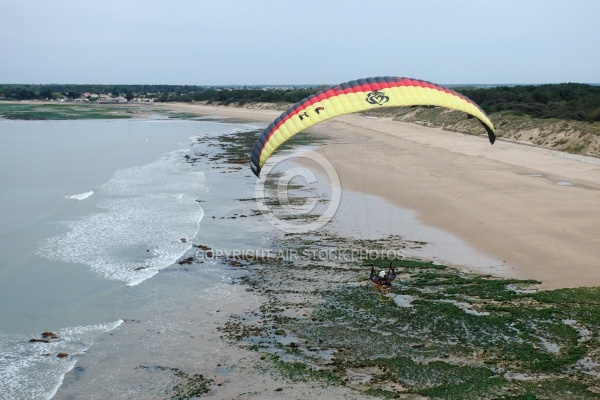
[0,320,123,400]
[39,150,207,286]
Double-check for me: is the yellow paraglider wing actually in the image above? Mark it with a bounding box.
[250,76,495,177]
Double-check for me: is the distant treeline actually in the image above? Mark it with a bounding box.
[457,83,600,122]
[0,84,216,102]
[2,82,600,122]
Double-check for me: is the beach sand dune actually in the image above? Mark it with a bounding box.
[165,103,600,290]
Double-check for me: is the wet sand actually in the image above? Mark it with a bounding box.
[46,102,600,399]
[162,103,600,290]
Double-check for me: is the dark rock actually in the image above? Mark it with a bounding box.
[57,353,68,358]
[180,238,187,243]
[42,331,59,339]
[29,338,50,343]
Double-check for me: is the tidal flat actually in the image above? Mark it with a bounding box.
[205,125,600,399]
[3,102,599,399]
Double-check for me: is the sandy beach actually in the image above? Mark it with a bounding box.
[164,102,600,290]
[4,101,597,398]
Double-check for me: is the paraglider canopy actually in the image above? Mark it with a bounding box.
[250,76,495,177]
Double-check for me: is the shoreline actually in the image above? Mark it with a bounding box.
[160,102,600,290]
[28,105,600,398]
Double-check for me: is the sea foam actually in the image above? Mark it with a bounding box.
[0,320,123,400]
[39,149,207,286]
[65,191,94,200]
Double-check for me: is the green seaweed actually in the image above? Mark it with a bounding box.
[227,240,600,399]
[0,103,135,120]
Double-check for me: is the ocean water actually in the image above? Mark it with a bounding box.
[0,117,265,399]
[0,113,512,399]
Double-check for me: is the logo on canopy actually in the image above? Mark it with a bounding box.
[366,90,389,106]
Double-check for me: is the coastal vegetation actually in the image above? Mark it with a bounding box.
[0,103,135,120]
[459,84,600,122]
[2,82,600,157]
[2,83,599,122]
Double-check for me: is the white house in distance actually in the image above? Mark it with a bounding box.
[131,97,154,103]
[95,93,128,103]
[68,92,154,103]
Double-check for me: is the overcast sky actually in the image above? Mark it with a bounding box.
[1,0,599,85]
